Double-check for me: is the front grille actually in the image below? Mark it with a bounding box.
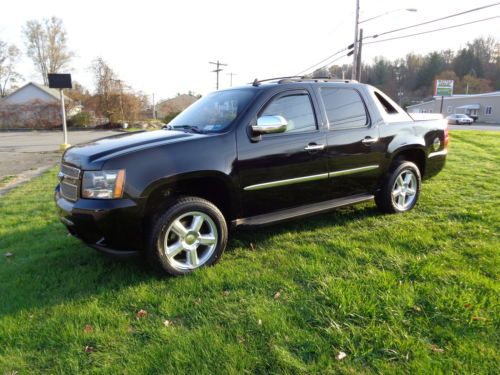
[60,164,81,201]
[60,164,81,179]
[61,181,78,201]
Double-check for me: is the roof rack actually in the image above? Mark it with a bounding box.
[251,76,358,86]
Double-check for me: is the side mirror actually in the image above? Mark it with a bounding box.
[252,115,288,134]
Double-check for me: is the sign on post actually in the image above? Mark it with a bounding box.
[434,79,454,96]
[435,79,454,114]
[48,74,72,150]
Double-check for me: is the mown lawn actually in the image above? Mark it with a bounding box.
[0,131,498,374]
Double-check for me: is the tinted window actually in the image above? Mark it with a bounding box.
[261,93,316,133]
[169,89,256,133]
[321,88,368,129]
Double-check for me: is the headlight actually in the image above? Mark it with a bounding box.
[82,170,126,199]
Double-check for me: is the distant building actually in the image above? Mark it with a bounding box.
[156,93,199,119]
[406,91,500,124]
[0,82,80,129]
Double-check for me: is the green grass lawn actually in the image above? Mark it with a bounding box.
[0,131,498,374]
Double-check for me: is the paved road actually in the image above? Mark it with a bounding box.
[449,124,500,131]
[0,130,120,178]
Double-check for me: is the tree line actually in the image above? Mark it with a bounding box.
[324,36,499,107]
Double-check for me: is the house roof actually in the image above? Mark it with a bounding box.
[0,82,71,103]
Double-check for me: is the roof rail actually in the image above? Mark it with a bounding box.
[252,76,305,86]
[251,76,358,86]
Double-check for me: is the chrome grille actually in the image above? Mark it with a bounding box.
[60,164,81,179]
[60,164,81,201]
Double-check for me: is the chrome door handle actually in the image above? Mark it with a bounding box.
[361,137,378,145]
[304,144,325,151]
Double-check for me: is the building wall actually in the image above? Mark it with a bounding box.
[0,100,61,129]
[407,94,500,124]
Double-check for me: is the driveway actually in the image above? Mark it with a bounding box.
[0,130,120,179]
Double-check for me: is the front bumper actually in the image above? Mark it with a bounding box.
[55,185,144,258]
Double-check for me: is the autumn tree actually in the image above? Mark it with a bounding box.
[0,40,22,97]
[91,57,149,124]
[23,16,74,85]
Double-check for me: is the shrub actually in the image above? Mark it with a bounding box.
[69,111,93,128]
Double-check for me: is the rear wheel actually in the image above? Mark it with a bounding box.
[147,196,228,276]
[375,161,421,214]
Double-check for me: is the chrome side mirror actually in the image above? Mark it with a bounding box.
[252,115,288,134]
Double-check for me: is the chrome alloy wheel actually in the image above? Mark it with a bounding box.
[391,170,417,210]
[164,211,218,271]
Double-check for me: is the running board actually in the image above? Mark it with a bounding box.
[232,193,374,227]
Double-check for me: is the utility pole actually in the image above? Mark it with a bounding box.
[209,60,228,90]
[152,93,156,119]
[352,0,360,80]
[59,89,68,148]
[355,28,363,81]
[227,72,237,87]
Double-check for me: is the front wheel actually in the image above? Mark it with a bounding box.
[375,161,421,214]
[146,196,228,276]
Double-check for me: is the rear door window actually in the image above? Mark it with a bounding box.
[320,88,368,129]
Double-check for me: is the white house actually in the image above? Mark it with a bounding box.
[0,82,81,129]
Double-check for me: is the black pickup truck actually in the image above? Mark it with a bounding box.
[55,78,448,275]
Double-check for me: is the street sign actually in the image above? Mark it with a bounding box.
[47,74,72,149]
[435,79,454,96]
[48,73,72,89]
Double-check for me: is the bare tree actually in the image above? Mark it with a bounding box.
[0,40,22,97]
[90,57,150,124]
[90,57,123,123]
[23,16,74,85]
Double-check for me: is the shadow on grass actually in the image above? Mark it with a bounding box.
[0,204,380,317]
[230,205,381,249]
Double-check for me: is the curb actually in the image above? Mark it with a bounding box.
[0,164,56,197]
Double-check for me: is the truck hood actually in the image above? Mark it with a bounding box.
[63,130,205,170]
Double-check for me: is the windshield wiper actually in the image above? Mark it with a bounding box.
[169,125,205,134]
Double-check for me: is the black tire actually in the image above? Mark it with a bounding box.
[146,196,228,276]
[375,160,421,214]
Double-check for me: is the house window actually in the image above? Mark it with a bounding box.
[485,106,492,115]
[447,106,452,113]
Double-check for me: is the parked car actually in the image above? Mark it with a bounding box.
[55,78,448,276]
[446,114,474,125]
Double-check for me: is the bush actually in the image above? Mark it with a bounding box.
[69,111,93,128]
[163,112,180,124]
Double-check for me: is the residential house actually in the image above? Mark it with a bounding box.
[0,82,80,129]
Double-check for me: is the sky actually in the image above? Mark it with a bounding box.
[1,0,499,102]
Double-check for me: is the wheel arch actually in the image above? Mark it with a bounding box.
[390,146,427,177]
[142,171,238,223]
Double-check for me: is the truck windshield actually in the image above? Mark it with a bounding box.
[168,89,257,133]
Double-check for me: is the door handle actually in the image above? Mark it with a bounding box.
[361,137,378,145]
[304,144,325,151]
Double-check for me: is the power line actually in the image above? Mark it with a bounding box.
[295,48,347,76]
[364,15,500,45]
[294,2,500,77]
[311,53,350,76]
[364,2,500,39]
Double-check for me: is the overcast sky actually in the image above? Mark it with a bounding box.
[2,0,499,101]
